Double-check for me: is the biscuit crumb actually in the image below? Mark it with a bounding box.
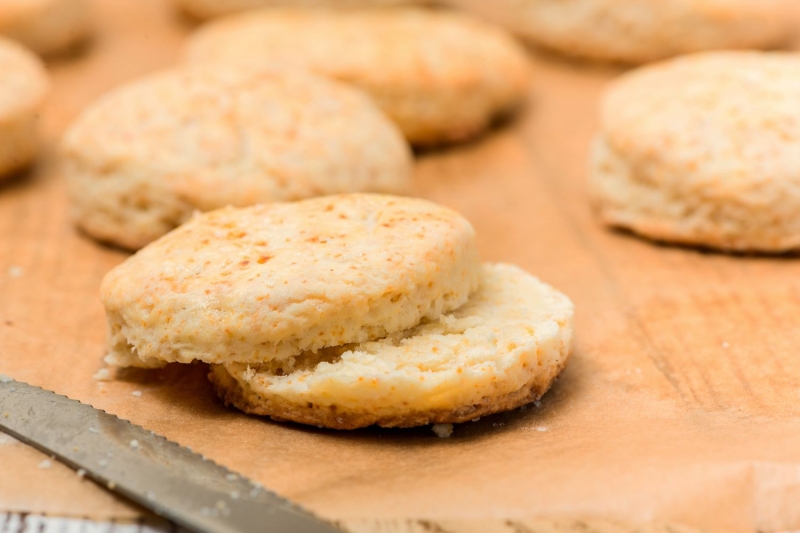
[536,426,548,432]
[130,439,139,449]
[38,459,52,469]
[431,424,453,438]
[93,368,112,381]
[132,390,142,397]
[77,468,86,478]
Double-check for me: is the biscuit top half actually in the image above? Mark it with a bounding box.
[186,8,531,98]
[0,36,48,117]
[101,194,481,365]
[601,52,800,198]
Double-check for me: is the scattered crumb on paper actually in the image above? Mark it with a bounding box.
[92,368,112,381]
[432,424,453,438]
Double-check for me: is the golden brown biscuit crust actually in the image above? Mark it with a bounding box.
[101,194,481,367]
[590,52,800,252]
[446,0,794,64]
[176,0,430,20]
[62,65,412,250]
[0,0,90,56]
[186,8,532,145]
[0,37,48,179]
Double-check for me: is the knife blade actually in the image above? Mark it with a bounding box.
[0,377,341,533]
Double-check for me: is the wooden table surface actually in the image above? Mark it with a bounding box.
[3,1,800,532]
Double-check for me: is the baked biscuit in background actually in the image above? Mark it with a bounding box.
[101,194,481,368]
[175,0,430,20]
[61,65,412,250]
[445,0,795,64]
[0,37,48,180]
[211,263,574,429]
[0,0,90,56]
[186,8,532,146]
[589,52,800,252]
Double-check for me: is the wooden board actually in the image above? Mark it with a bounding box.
[3,1,800,532]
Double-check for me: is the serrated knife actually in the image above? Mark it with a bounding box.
[0,377,341,533]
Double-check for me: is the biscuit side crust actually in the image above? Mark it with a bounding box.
[589,135,800,252]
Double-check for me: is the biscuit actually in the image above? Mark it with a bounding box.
[589,52,800,252]
[445,0,794,64]
[101,194,481,368]
[61,65,413,250]
[186,8,532,145]
[175,0,428,20]
[0,37,48,180]
[209,263,574,429]
[0,0,90,56]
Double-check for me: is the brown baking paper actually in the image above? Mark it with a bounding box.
[3,1,800,531]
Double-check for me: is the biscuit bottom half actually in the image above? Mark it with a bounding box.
[209,263,574,429]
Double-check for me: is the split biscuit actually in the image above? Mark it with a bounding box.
[0,37,48,180]
[101,194,481,368]
[210,263,574,429]
[0,0,90,56]
[590,52,800,252]
[445,0,795,64]
[175,0,429,20]
[186,8,532,145]
[61,65,412,250]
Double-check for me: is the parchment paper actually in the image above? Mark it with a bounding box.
[3,1,800,531]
